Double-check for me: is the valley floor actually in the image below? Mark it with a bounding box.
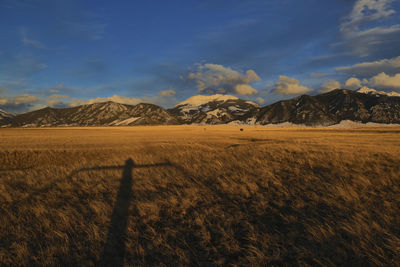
[0,126,399,266]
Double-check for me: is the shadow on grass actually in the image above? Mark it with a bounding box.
[3,158,172,266]
[99,159,134,267]
[99,158,171,267]
[2,158,398,266]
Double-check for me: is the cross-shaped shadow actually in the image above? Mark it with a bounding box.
[3,158,211,265]
[3,158,172,266]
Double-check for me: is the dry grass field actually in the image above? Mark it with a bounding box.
[0,126,399,266]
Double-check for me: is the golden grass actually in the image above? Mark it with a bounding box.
[0,126,399,266]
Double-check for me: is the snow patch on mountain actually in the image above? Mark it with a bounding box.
[228,106,248,112]
[111,117,141,126]
[0,109,15,119]
[258,120,400,128]
[169,94,260,124]
[357,86,400,97]
[175,94,239,107]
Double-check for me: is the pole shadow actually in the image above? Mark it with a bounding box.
[99,159,171,267]
[100,158,134,267]
[2,158,210,266]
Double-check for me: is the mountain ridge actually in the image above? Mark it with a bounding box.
[1,101,178,127]
[257,89,400,126]
[168,94,259,124]
[357,86,400,97]
[1,89,400,127]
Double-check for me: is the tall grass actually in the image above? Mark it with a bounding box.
[0,126,399,266]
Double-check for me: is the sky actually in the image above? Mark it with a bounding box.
[1,0,400,113]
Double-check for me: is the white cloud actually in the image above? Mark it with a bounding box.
[87,95,142,105]
[320,80,341,93]
[368,72,400,90]
[188,63,260,95]
[0,94,39,113]
[141,90,180,107]
[343,25,400,57]
[73,89,179,108]
[255,97,264,104]
[160,89,176,97]
[68,99,88,107]
[13,94,38,104]
[234,84,258,95]
[272,75,311,95]
[340,0,396,37]
[336,56,400,76]
[319,78,364,93]
[336,0,400,58]
[45,94,71,108]
[344,77,362,90]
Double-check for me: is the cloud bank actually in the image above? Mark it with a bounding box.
[336,56,400,76]
[0,94,39,113]
[344,77,362,90]
[255,97,264,104]
[272,75,311,95]
[369,72,400,90]
[320,81,342,93]
[159,89,176,97]
[319,78,363,93]
[332,0,400,59]
[43,89,179,110]
[340,0,396,37]
[188,64,260,95]
[87,95,142,105]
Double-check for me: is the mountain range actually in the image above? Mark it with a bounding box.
[2,102,177,127]
[1,89,400,127]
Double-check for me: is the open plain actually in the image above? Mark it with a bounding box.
[0,126,399,266]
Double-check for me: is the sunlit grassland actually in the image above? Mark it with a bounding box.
[0,126,399,266]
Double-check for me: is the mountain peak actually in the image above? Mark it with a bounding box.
[175,94,239,107]
[358,86,377,94]
[87,101,126,107]
[169,94,259,124]
[357,86,400,97]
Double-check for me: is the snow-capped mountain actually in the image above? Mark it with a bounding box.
[2,90,400,127]
[1,101,178,127]
[357,86,400,97]
[168,94,260,124]
[257,89,400,126]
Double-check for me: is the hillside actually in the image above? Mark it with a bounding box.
[1,89,400,127]
[1,101,178,127]
[168,94,259,124]
[257,89,400,126]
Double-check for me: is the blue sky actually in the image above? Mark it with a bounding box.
[1,0,400,112]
